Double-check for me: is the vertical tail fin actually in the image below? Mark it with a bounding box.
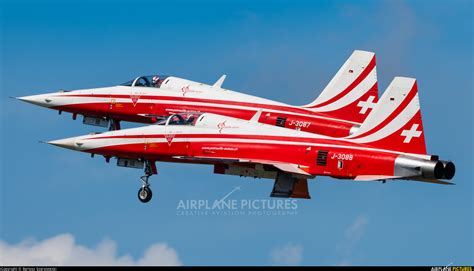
[347,77,427,155]
[302,50,378,124]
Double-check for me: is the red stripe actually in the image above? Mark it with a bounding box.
[84,133,362,147]
[350,81,418,140]
[54,93,321,116]
[52,94,363,124]
[87,133,323,142]
[51,101,360,128]
[307,55,376,108]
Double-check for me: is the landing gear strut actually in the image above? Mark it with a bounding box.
[109,119,121,131]
[137,160,156,203]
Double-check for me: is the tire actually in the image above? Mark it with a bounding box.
[138,186,153,203]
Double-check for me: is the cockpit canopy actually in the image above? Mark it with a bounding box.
[155,113,203,126]
[121,75,170,88]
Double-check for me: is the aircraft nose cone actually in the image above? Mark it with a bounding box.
[17,94,55,107]
[48,137,84,151]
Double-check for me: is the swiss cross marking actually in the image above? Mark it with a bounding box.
[401,124,422,143]
[357,95,376,114]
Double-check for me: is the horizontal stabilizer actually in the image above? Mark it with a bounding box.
[409,177,454,185]
[355,175,454,185]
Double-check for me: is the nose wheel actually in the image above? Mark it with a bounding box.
[138,185,152,203]
[137,160,156,203]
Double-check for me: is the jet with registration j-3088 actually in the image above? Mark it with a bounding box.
[18,50,378,137]
[47,77,455,203]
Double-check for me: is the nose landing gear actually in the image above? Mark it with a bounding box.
[137,160,156,203]
[109,119,121,131]
[138,185,152,203]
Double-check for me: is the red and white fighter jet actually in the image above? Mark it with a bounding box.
[48,77,455,203]
[19,50,378,137]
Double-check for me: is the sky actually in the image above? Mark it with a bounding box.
[0,0,473,266]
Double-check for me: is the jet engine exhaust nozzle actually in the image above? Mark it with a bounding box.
[440,160,455,180]
[394,156,453,180]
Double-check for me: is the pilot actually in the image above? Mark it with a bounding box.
[152,76,162,88]
[185,114,195,124]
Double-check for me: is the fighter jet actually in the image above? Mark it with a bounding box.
[19,50,378,137]
[48,77,455,203]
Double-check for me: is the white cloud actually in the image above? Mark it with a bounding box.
[0,233,181,266]
[270,244,303,266]
[338,214,369,265]
[345,214,368,243]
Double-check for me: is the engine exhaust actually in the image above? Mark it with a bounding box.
[394,155,450,180]
[440,160,455,180]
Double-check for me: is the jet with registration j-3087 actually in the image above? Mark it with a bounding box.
[47,77,455,203]
[18,50,378,137]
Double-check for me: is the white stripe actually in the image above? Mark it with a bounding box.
[347,77,416,139]
[54,96,361,125]
[351,95,420,143]
[308,68,377,112]
[307,52,367,105]
[304,50,375,107]
[80,136,431,160]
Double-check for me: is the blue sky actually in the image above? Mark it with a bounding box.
[1,0,472,266]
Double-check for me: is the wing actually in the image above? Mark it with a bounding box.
[173,155,313,199]
[172,155,312,177]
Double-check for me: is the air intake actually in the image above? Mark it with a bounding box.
[276,117,286,127]
[317,151,328,166]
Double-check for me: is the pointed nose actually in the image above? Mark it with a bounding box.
[48,136,85,151]
[17,93,56,107]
